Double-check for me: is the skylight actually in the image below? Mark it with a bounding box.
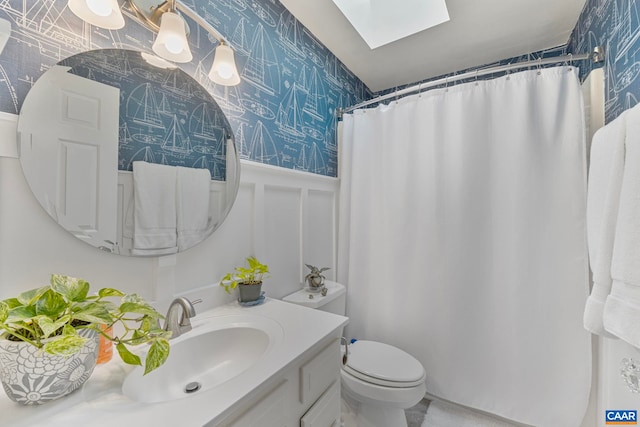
[331,0,450,49]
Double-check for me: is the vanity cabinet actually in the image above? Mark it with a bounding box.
[0,300,348,427]
[219,337,342,427]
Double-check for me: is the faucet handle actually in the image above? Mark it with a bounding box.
[189,299,202,317]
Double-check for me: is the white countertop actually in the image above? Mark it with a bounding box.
[0,298,348,427]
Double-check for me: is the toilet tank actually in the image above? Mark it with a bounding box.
[282,280,346,315]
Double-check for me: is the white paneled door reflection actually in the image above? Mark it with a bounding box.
[18,65,119,249]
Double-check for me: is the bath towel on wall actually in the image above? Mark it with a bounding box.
[176,166,211,251]
[583,112,626,337]
[604,104,640,347]
[132,161,178,255]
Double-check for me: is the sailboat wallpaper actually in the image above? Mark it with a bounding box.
[57,49,229,180]
[569,0,640,123]
[0,0,372,177]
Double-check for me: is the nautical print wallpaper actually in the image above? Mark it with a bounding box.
[370,45,579,107]
[0,0,371,177]
[60,49,230,180]
[568,0,640,124]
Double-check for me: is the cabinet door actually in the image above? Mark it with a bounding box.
[300,381,340,427]
[229,381,289,427]
[300,339,340,406]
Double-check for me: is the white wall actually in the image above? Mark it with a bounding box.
[0,112,339,314]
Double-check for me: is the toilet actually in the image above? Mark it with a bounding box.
[283,281,426,427]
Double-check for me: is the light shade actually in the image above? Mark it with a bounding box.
[152,11,192,63]
[0,18,10,57]
[68,0,124,30]
[208,43,240,86]
[140,52,178,69]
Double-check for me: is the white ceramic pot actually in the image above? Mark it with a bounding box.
[0,328,100,405]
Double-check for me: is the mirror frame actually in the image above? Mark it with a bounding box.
[17,48,241,256]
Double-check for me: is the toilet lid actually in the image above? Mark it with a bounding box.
[344,340,425,387]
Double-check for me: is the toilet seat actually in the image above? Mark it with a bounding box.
[343,340,425,388]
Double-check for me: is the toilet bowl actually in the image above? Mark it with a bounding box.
[340,340,426,427]
[283,281,427,427]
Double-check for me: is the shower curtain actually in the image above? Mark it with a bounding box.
[337,67,591,427]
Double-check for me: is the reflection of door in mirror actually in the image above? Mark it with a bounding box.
[18,65,119,250]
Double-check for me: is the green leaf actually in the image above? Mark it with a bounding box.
[127,329,148,345]
[119,302,159,317]
[50,274,90,302]
[139,316,154,333]
[121,294,145,304]
[16,286,48,306]
[62,324,76,336]
[35,289,68,317]
[98,288,125,298]
[94,300,118,313]
[0,301,8,323]
[247,256,259,269]
[43,334,87,356]
[72,303,112,324]
[144,338,170,375]
[5,306,37,323]
[36,315,70,338]
[2,298,22,309]
[116,342,141,366]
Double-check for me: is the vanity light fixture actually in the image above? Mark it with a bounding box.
[141,52,178,69]
[152,2,192,63]
[208,41,241,86]
[68,0,125,29]
[68,0,241,85]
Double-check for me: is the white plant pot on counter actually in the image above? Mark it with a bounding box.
[0,329,99,405]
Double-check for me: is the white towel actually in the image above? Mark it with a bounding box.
[132,161,178,254]
[604,104,640,346]
[176,166,211,251]
[583,112,626,337]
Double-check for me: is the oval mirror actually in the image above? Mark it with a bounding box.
[17,48,240,256]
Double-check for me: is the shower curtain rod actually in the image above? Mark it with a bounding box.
[338,46,605,116]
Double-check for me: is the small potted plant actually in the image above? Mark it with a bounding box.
[0,274,171,405]
[219,256,269,303]
[304,264,330,292]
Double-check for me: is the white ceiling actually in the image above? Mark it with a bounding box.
[279,0,587,93]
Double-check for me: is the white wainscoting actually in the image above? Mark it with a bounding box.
[0,111,17,158]
[0,111,338,314]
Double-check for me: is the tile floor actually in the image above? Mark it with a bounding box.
[406,398,430,427]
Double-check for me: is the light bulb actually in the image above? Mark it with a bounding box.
[86,0,111,17]
[217,63,233,79]
[164,36,184,54]
[68,0,124,29]
[152,11,192,63]
[208,43,240,86]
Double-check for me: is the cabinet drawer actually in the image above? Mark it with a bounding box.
[300,380,340,427]
[300,339,340,406]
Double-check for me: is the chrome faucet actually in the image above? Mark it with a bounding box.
[163,297,201,339]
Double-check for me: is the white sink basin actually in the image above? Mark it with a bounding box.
[122,315,283,403]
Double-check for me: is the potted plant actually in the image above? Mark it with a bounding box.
[220,256,269,303]
[0,274,171,405]
[304,264,330,292]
